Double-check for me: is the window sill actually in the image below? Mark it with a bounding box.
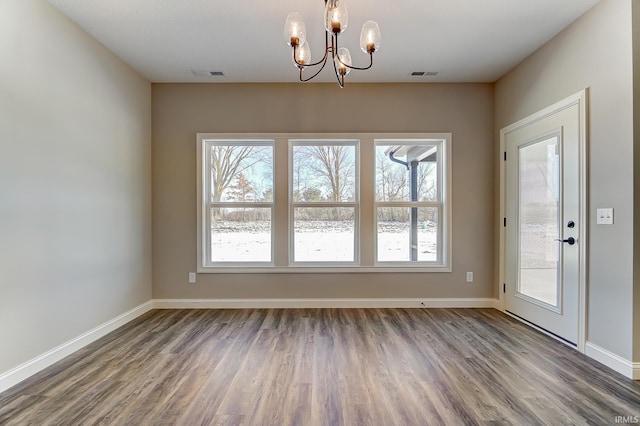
[196,265,452,274]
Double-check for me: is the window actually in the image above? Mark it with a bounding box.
[198,139,274,266]
[197,133,450,272]
[375,140,445,265]
[290,140,359,264]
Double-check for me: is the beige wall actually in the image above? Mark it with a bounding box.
[152,83,495,300]
[495,0,635,360]
[0,0,152,374]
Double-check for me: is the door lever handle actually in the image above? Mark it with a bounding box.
[556,237,576,245]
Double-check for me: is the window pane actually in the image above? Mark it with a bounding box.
[210,208,271,262]
[294,207,355,262]
[376,144,438,202]
[377,207,438,262]
[209,144,273,203]
[518,137,559,306]
[292,144,356,202]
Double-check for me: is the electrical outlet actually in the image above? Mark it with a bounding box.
[596,208,614,225]
[188,272,196,284]
[466,272,473,283]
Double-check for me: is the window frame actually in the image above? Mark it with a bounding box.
[374,138,448,267]
[196,133,451,273]
[289,139,360,266]
[197,137,275,269]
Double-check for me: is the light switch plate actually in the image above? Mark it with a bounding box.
[188,272,196,283]
[596,208,614,225]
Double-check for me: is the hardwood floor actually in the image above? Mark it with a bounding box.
[1,308,638,425]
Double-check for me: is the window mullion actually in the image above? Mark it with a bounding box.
[291,202,358,208]
[375,201,442,208]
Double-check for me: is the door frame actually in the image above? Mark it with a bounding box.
[498,89,588,353]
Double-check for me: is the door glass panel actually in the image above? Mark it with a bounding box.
[518,136,559,306]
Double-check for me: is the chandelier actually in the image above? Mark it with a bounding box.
[284,0,381,88]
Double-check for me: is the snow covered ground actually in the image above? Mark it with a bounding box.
[210,221,437,262]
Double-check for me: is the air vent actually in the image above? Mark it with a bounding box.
[191,69,226,78]
[409,71,439,77]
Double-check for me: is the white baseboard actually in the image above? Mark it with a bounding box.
[585,342,638,380]
[0,301,154,394]
[152,298,500,309]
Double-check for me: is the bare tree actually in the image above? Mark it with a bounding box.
[302,145,355,202]
[292,150,311,202]
[376,150,408,202]
[417,162,437,201]
[210,145,268,202]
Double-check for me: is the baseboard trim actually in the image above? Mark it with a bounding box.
[0,301,154,394]
[152,298,500,309]
[585,342,638,380]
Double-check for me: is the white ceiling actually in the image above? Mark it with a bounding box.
[48,0,600,84]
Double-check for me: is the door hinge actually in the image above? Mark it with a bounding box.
[503,283,506,293]
[503,151,507,161]
[503,217,507,227]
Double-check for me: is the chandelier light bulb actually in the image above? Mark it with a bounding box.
[335,47,352,75]
[295,43,311,67]
[360,21,381,53]
[324,0,348,34]
[284,12,306,47]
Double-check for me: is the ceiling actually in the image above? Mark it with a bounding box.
[48,0,600,84]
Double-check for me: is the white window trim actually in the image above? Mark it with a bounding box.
[197,137,275,270]
[289,139,361,266]
[373,137,451,268]
[196,133,452,273]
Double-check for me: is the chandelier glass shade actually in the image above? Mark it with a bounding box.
[284,0,381,87]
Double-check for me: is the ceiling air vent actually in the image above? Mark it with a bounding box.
[409,71,439,77]
[191,69,226,78]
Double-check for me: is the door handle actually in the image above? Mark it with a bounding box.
[556,237,576,245]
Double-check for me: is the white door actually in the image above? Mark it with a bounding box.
[504,95,585,345]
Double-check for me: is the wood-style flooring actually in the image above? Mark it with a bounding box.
[0,308,638,425]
